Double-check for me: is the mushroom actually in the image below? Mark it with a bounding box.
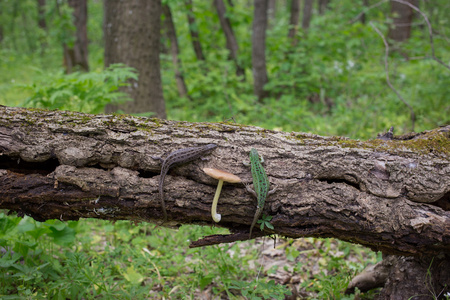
[203,168,242,222]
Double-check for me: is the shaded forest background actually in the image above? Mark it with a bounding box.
[0,0,449,299]
[0,0,449,139]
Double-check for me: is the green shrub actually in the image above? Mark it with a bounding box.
[22,63,137,114]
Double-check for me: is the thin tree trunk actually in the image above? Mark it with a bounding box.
[214,0,245,79]
[66,0,89,72]
[162,4,190,100]
[267,0,276,26]
[21,9,35,52]
[318,0,329,15]
[0,0,3,43]
[104,0,166,119]
[36,0,47,51]
[388,0,414,42]
[37,0,46,30]
[184,0,205,61]
[360,0,369,24]
[252,0,269,100]
[302,0,313,30]
[10,1,19,50]
[288,0,300,41]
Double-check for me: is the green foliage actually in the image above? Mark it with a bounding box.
[287,238,381,299]
[0,214,299,298]
[22,64,138,113]
[258,214,274,231]
[0,0,449,298]
[0,212,378,298]
[161,0,449,139]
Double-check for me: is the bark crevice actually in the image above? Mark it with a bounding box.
[0,106,449,296]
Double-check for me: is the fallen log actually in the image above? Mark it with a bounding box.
[0,106,449,297]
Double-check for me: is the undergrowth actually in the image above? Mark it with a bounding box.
[0,212,378,299]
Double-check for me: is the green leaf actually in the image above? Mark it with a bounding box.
[47,223,76,246]
[123,266,144,285]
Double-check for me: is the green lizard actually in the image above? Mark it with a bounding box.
[245,148,277,239]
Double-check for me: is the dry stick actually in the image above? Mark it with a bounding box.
[370,22,416,131]
[352,0,450,71]
[391,0,450,71]
[349,0,389,24]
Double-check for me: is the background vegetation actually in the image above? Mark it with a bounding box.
[0,0,448,298]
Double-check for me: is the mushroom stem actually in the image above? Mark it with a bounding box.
[211,179,223,222]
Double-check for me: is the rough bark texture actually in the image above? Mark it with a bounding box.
[252,0,269,100]
[37,0,47,30]
[185,0,205,61]
[103,0,166,119]
[267,0,276,25]
[214,0,245,79]
[0,106,449,296]
[162,4,190,100]
[288,0,300,40]
[360,0,369,24]
[318,0,329,15]
[302,0,313,30]
[388,0,414,42]
[378,255,450,299]
[66,0,89,72]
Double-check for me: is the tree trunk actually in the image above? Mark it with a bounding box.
[360,0,369,24]
[162,4,190,100]
[318,0,329,15]
[302,0,313,30]
[346,254,450,298]
[184,0,205,61]
[36,0,47,52]
[388,0,414,42]
[267,0,276,27]
[65,0,89,72]
[0,106,449,297]
[103,0,166,119]
[288,0,300,42]
[252,0,269,100]
[37,0,46,30]
[214,0,245,79]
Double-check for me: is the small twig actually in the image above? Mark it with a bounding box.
[349,0,389,24]
[189,230,266,248]
[353,0,450,71]
[390,0,450,71]
[370,22,416,131]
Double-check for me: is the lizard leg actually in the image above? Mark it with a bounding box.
[151,156,164,163]
[244,182,257,198]
[242,153,264,167]
[268,184,278,195]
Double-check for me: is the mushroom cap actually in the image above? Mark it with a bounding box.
[203,168,242,183]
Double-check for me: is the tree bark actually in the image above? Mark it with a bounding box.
[288,0,300,41]
[267,0,276,25]
[184,0,205,62]
[0,106,449,296]
[162,4,190,100]
[388,0,414,42]
[37,0,46,30]
[214,0,245,79]
[65,0,89,72]
[302,0,313,30]
[318,0,329,15]
[103,0,166,119]
[360,0,369,24]
[252,0,269,100]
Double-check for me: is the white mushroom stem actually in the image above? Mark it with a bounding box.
[203,168,241,223]
[211,179,223,222]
